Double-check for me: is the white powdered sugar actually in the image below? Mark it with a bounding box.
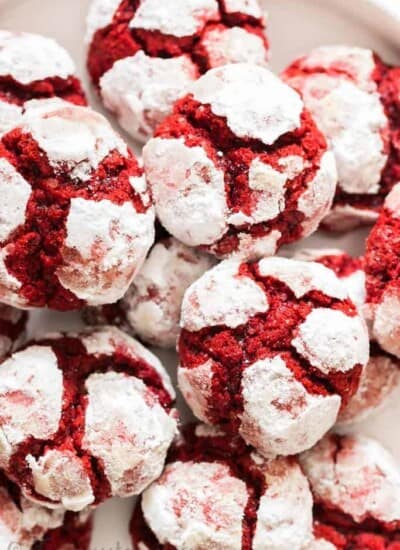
[373,286,400,358]
[123,238,213,347]
[190,64,303,145]
[85,0,122,43]
[79,326,176,398]
[100,52,198,143]
[258,257,347,300]
[144,137,227,246]
[239,356,341,457]
[82,371,177,497]
[300,434,400,524]
[23,104,128,181]
[0,346,63,468]
[0,248,26,308]
[0,31,75,85]
[306,539,337,550]
[0,485,64,549]
[129,0,219,37]
[0,158,31,243]
[202,26,268,68]
[234,229,281,261]
[253,456,314,549]
[0,100,23,137]
[142,460,248,549]
[57,197,155,305]
[228,159,287,226]
[26,449,95,511]
[297,46,378,93]
[294,249,366,310]
[293,308,369,374]
[223,0,263,18]
[297,152,337,235]
[385,181,400,216]
[178,360,214,422]
[338,353,400,425]
[181,260,269,331]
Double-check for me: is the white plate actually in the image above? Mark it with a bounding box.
[1,0,400,548]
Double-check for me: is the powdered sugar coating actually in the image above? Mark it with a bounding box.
[0,480,65,549]
[143,137,227,247]
[142,461,248,549]
[253,456,313,549]
[0,158,31,243]
[323,204,379,232]
[58,197,155,305]
[0,327,177,511]
[202,27,268,68]
[190,64,302,145]
[300,434,400,525]
[258,257,346,300]
[27,450,94,511]
[179,257,368,458]
[0,346,63,468]
[130,0,219,37]
[83,371,177,498]
[0,101,22,137]
[372,285,400,358]
[0,31,75,85]
[100,52,198,143]
[223,0,263,17]
[119,238,213,348]
[293,308,369,375]
[239,355,341,457]
[85,0,123,43]
[283,45,390,229]
[181,260,269,331]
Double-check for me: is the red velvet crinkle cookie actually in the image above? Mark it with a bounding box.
[301,434,400,550]
[0,304,28,359]
[178,256,369,457]
[0,101,155,310]
[0,31,86,137]
[144,64,337,260]
[295,249,400,426]
[86,0,269,143]
[131,423,314,550]
[365,183,400,359]
[0,470,92,549]
[84,236,214,348]
[282,46,400,231]
[0,326,177,512]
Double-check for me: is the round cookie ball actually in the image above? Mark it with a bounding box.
[0,101,155,310]
[84,237,214,348]
[131,423,314,550]
[300,434,400,549]
[295,248,400,425]
[0,31,86,137]
[178,256,369,457]
[86,0,269,143]
[365,183,400,359]
[282,45,400,231]
[0,326,177,511]
[0,304,28,359]
[144,64,337,260]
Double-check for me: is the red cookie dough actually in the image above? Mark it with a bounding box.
[282,45,400,231]
[365,183,400,359]
[86,0,269,143]
[131,423,314,549]
[0,304,28,359]
[0,326,177,512]
[0,31,86,137]
[0,470,92,549]
[144,64,337,260]
[84,236,214,348]
[300,433,400,550]
[295,248,400,425]
[0,101,155,310]
[178,256,369,457]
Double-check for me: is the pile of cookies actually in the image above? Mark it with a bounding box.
[0,1,400,548]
